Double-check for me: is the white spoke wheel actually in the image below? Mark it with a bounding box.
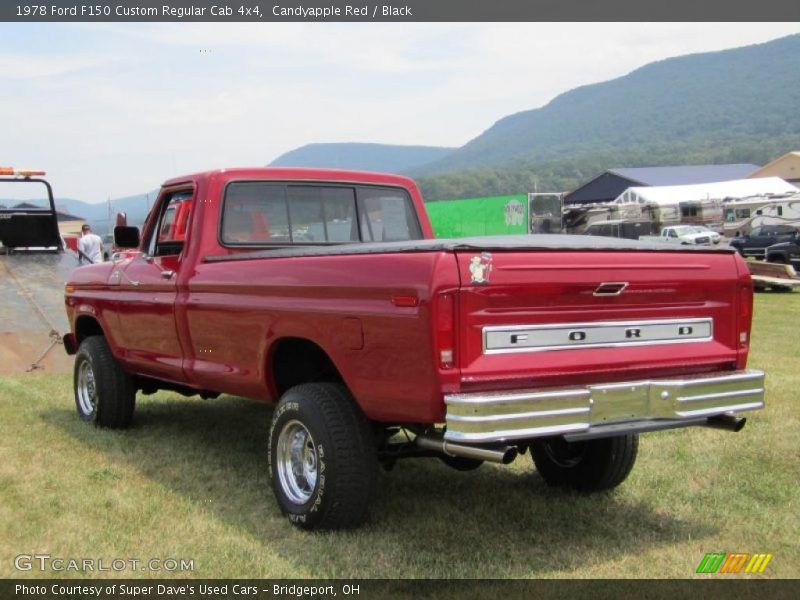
[268,383,377,530]
[276,420,319,504]
[76,359,98,416]
[73,336,136,428]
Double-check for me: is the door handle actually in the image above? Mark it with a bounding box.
[160,270,175,279]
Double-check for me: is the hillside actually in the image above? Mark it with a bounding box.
[269,142,455,172]
[417,34,800,176]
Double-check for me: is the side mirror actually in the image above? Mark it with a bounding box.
[114,225,140,249]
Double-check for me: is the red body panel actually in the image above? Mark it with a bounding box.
[64,168,752,426]
[454,250,744,392]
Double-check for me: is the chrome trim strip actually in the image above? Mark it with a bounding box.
[482,317,713,355]
[444,369,765,444]
[447,406,590,423]
[676,402,765,418]
[447,388,591,406]
[675,388,765,403]
[448,423,590,443]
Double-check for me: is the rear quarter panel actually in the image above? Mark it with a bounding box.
[183,250,459,423]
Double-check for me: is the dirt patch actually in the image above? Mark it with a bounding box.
[0,253,76,374]
[0,331,72,374]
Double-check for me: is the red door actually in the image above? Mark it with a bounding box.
[112,189,193,382]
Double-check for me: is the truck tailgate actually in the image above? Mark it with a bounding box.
[455,249,743,391]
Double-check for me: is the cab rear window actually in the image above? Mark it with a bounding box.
[221,182,422,246]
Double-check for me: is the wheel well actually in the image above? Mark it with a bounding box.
[271,338,343,397]
[75,316,104,344]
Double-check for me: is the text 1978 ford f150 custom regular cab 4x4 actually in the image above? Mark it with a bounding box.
[63,168,765,529]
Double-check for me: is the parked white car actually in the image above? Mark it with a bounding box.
[640,225,715,246]
[688,225,722,244]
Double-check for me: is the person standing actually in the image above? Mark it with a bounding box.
[77,224,104,264]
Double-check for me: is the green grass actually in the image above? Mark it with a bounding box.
[1,293,798,579]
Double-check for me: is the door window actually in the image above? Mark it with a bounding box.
[148,190,194,257]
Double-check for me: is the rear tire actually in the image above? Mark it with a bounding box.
[767,254,789,264]
[531,434,638,492]
[268,383,377,530]
[73,336,136,428]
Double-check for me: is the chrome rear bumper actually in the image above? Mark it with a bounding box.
[444,369,765,443]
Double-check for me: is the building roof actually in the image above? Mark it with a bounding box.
[564,163,762,206]
[748,151,800,181]
[609,164,760,186]
[615,177,798,206]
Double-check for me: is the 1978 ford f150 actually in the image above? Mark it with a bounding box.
[63,168,765,529]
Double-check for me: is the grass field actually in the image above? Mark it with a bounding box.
[1,293,798,579]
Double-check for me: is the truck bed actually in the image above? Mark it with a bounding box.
[204,234,736,262]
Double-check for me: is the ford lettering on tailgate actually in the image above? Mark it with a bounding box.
[483,318,713,354]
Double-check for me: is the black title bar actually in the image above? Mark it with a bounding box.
[3,0,799,22]
[5,579,800,600]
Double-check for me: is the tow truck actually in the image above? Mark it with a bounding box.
[0,167,63,254]
[1,167,72,373]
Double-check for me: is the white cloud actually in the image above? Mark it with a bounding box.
[2,22,799,201]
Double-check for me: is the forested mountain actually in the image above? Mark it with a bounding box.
[414,133,800,200]
[269,35,800,200]
[418,34,800,177]
[269,143,455,172]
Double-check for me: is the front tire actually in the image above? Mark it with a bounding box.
[268,383,377,530]
[531,434,638,492]
[73,336,136,428]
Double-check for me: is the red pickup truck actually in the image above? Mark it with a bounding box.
[64,168,765,529]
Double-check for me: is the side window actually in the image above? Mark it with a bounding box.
[286,186,358,243]
[222,183,290,244]
[159,205,177,240]
[357,187,422,242]
[750,227,761,237]
[148,190,193,257]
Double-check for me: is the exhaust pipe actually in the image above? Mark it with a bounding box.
[705,414,747,432]
[416,434,518,464]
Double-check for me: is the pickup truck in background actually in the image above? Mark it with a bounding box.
[730,224,800,259]
[63,168,765,530]
[765,236,800,267]
[639,225,720,246]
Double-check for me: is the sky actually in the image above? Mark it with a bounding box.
[2,22,799,203]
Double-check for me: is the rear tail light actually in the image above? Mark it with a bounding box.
[436,292,455,369]
[738,281,753,349]
[737,277,754,369]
